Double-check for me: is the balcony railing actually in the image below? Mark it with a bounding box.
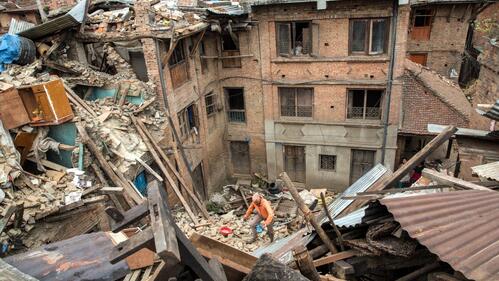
[228,109,246,123]
[347,106,381,120]
[281,106,313,117]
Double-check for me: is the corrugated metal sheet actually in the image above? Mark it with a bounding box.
[379,190,499,281]
[318,163,389,224]
[207,5,247,16]
[476,100,499,122]
[472,161,499,181]
[17,0,87,40]
[8,18,35,34]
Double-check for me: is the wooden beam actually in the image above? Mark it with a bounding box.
[280,172,338,254]
[130,116,199,224]
[148,180,181,264]
[320,192,344,251]
[190,232,257,274]
[422,169,491,191]
[76,124,141,206]
[339,126,458,216]
[189,29,207,58]
[134,117,210,219]
[395,262,440,281]
[313,251,357,267]
[293,245,321,281]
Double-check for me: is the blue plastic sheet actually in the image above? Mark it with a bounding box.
[133,171,147,196]
[0,34,21,71]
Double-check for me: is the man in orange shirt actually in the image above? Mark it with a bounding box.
[243,193,274,243]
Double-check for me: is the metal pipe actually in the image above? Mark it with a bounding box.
[380,0,399,165]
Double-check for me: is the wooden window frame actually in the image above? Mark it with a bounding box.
[169,40,190,88]
[177,104,199,138]
[319,154,337,171]
[221,33,241,68]
[276,21,313,57]
[349,18,390,55]
[278,87,314,118]
[346,89,384,120]
[225,87,246,123]
[411,8,434,41]
[205,92,216,117]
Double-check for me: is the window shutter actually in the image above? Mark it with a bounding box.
[277,23,291,56]
[311,23,320,57]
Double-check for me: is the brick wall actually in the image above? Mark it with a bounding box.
[42,0,77,10]
[407,4,474,80]
[401,71,469,134]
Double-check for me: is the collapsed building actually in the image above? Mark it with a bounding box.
[0,0,497,280]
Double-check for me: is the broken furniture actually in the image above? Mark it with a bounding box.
[17,79,74,126]
[106,180,224,281]
[0,86,30,129]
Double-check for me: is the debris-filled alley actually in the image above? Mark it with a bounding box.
[0,0,497,280]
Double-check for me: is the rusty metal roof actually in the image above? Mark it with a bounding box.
[379,190,499,281]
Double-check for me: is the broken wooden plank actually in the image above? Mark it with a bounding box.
[133,98,156,114]
[26,158,67,172]
[208,257,228,281]
[422,169,491,191]
[100,187,124,194]
[134,117,210,219]
[76,123,140,206]
[293,245,321,281]
[135,157,163,182]
[131,116,198,224]
[147,180,180,264]
[339,126,458,216]
[395,262,441,281]
[190,232,257,274]
[109,202,149,232]
[313,251,358,267]
[63,82,98,117]
[320,192,344,251]
[280,172,338,254]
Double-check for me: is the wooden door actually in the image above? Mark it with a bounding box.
[230,141,250,174]
[192,163,206,200]
[350,149,375,184]
[284,145,306,183]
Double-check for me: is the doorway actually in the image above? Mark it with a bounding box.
[284,145,306,183]
[350,149,375,184]
[230,141,250,174]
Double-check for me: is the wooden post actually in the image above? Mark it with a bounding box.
[339,126,458,216]
[76,124,140,206]
[280,172,338,254]
[320,192,344,251]
[134,116,210,219]
[371,126,457,190]
[293,245,321,281]
[130,116,199,224]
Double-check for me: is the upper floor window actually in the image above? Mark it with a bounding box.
[205,92,216,117]
[276,21,312,57]
[347,89,383,120]
[279,87,313,118]
[168,40,189,88]
[221,33,241,68]
[349,18,389,55]
[178,104,199,138]
[411,9,433,41]
[225,88,246,123]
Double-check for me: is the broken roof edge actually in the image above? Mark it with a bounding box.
[404,59,472,120]
[471,161,499,181]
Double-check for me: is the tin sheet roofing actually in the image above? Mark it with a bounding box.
[318,163,389,224]
[207,5,247,16]
[476,100,499,122]
[379,190,499,281]
[472,161,499,181]
[17,0,87,40]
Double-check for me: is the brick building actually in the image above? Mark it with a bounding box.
[130,0,412,192]
[406,0,485,81]
[398,59,472,162]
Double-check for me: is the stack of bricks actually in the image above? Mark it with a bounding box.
[43,0,77,11]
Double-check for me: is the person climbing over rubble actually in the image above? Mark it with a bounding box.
[243,193,274,243]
